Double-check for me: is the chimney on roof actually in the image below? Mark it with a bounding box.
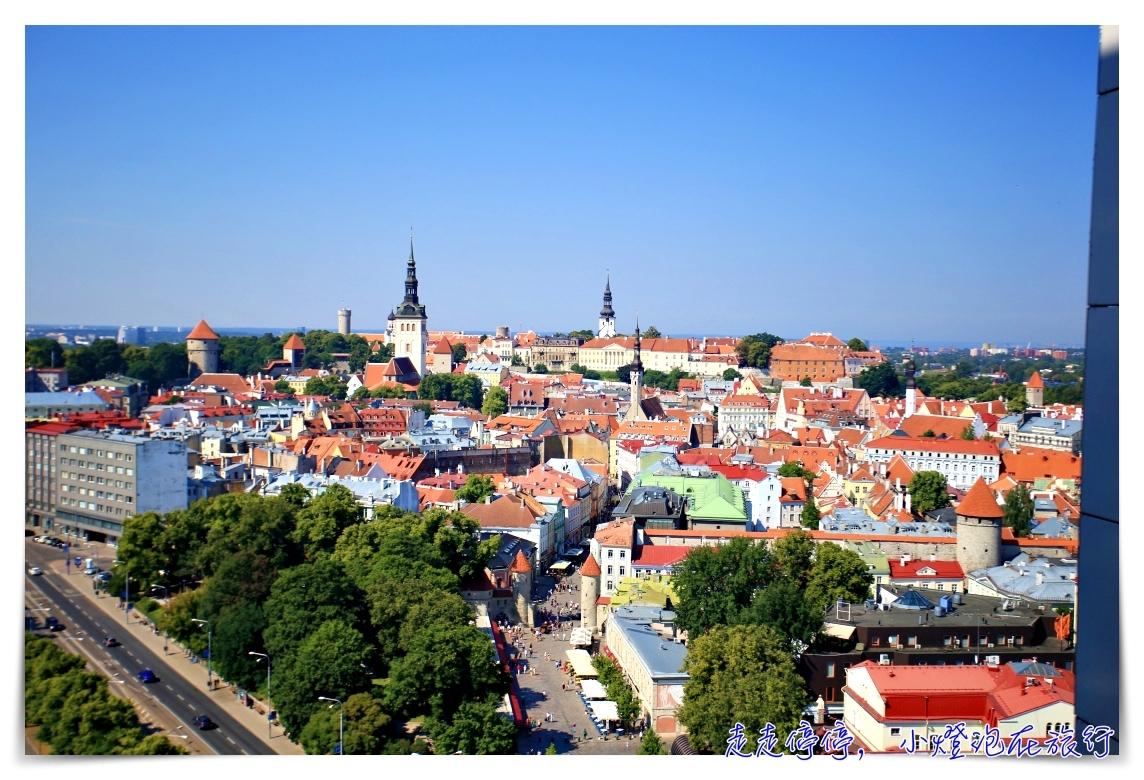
[485,495,492,505]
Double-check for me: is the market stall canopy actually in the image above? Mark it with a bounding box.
[580,679,608,699]
[821,623,857,640]
[549,561,574,573]
[569,627,593,646]
[565,648,597,678]
[590,700,619,721]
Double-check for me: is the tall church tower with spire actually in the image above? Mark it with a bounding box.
[624,320,648,422]
[392,235,429,377]
[598,274,616,338]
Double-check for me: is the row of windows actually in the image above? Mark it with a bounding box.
[59,497,132,516]
[606,565,626,576]
[61,485,133,503]
[62,472,134,489]
[605,548,626,559]
[60,444,132,461]
[61,459,134,476]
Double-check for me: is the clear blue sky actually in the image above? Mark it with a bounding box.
[26,26,1099,347]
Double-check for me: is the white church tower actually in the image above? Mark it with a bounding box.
[392,235,429,377]
[598,274,616,338]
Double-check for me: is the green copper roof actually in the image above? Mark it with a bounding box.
[632,472,747,523]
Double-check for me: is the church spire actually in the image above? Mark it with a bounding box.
[631,316,643,373]
[600,273,614,317]
[404,231,419,305]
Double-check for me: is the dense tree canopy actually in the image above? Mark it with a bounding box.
[736,333,784,368]
[25,337,189,388]
[481,386,508,418]
[1002,483,1034,538]
[117,491,510,754]
[677,624,810,753]
[856,362,901,398]
[907,471,951,514]
[417,373,484,409]
[25,634,187,755]
[455,475,496,504]
[803,542,873,613]
[672,537,778,637]
[847,338,868,351]
[304,375,348,400]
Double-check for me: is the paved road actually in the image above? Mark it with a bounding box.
[25,544,274,756]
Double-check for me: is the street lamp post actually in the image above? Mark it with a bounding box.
[249,652,272,739]
[114,559,129,625]
[319,697,343,755]
[192,618,212,690]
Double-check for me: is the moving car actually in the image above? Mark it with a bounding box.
[45,616,63,631]
[104,637,120,648]
[193,715,216,730]
[137,669,158,684]
[27,566,42,576]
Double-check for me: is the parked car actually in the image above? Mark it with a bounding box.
[45,616,63,631]
[27,567,42,576]
[84,566,98,576]
[193,715,216,730]
[97,572,112,583]
[104,637,120,648]
[137,669,157,684]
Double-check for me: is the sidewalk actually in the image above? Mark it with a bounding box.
[47,557,305,755]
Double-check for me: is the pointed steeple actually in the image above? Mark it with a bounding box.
[404,232,419,305]
[631,317,643,373]
[600,273,614,317]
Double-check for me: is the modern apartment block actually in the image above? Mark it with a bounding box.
[25,421,76,530]
[52,429,187,544]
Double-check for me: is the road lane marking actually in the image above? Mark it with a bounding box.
[166,685,174,691]
[227,737,236,745]
[177,694,185,701]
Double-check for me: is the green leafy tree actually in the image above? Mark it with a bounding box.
[262,559,369,671]
[777,461,815,480]
[533,363,548,374]
[304,375,347,400]
[960,424,976,441]
[545,742,558,755]
[451,343,467,364]
[274,619,376,735]
[291,484,363,559]
[907,471,951,513]
[643,325,663,339]
[799,376,813,387]
[847,338,868,351]
[921,429,936,438]
[772,529,816,587]
[371,385,407,399]
[736,578,823,649]
[455,475,496,504]
[722,367,742,381]
[1002,483,1035,538]
[568,329,596,339]
[25,338,66,369]
[481,386,508,418]
[672,537,777,638]
[427,696,518,754]
[801,497,821,530]
[299,692,393,755]
[412,400,433,415]
[351,386,371,400]
[615,364,631,383]
[274,379,293,394]
[279,483,311,508]
[804,542,873,613]
[856,362,902,398]
[677,624,809,753]
[638,729,666,754]
[383,622,510,722]
[510,354,523,366]
[735,333,784,369]
[418,373,484,409]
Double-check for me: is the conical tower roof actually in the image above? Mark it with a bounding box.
[955,477,1003,519]
[1026,371,1045,388]
[187,319,220,340]
[580,554,601,577]
[283,334,306,350]
[510,549,532,573]
[432,336,453,355]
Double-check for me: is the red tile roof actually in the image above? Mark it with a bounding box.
[888,559,965,579]
[955,477,1004,518]
[510,549,532,573]
[580,554,601,576]
[432,336,454,355]
[631,545,691,568]
[187,319,220,340]
[1026,371,1045,388]
[283,334,306,350]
